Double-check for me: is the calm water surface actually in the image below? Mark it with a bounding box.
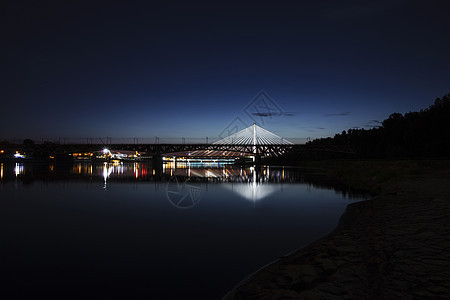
[0,162,365,299]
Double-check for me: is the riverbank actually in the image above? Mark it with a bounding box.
[225,160,450,299]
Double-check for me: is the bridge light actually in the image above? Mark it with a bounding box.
[14,152,25,158]
[103,148,110,154]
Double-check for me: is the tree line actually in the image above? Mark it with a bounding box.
[307,93,450,158]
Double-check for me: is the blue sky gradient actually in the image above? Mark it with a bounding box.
[1,1,449,142]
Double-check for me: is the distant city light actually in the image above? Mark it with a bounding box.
[14,152,25,158]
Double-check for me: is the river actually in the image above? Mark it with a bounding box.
[0,161,365,299]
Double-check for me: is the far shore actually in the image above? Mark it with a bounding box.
[224,160,450,299]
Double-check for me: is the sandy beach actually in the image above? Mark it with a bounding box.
[225,161,450,299]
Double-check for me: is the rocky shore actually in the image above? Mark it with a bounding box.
[225,161,450,299]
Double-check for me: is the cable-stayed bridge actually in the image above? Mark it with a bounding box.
[1,124,353,159]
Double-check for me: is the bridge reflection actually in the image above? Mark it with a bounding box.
[1,162,363,201]
[162,162,286,183]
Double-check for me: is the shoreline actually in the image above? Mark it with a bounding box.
[224,160,450,299]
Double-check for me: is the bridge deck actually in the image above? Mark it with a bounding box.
[1,143,354,156]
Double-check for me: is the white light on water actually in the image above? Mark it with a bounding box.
[223,183,278,203]
[14,163,24,177]
[103,162,113,182]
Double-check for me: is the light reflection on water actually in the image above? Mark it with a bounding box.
[14,163,24,177]
[63,162,327,185]
[0,162,366,299]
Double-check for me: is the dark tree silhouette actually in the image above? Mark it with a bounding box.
[307,93,450,158]
[23,139,35,145]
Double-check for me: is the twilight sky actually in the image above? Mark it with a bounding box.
[2,0,449,143]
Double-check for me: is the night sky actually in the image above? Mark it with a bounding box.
[2,1,450,143]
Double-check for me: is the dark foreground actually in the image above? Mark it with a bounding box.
[225,160,450,298]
